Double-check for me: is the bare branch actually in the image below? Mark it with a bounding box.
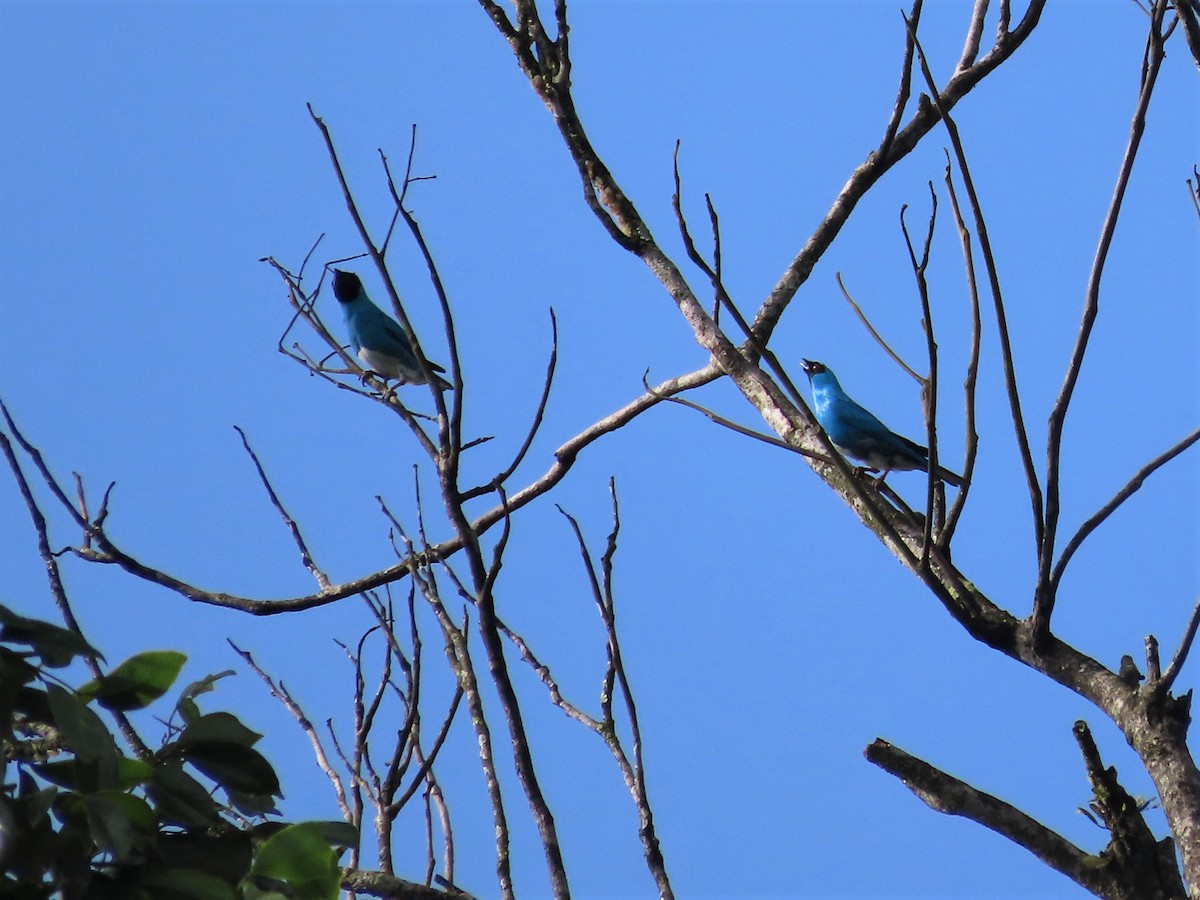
[0,411,150,761]
[958,0,988,69]
[482,309,557,494]
[753,1,1046,343]
[878,0,924,161]
[905,14,1045,574]
[230,640,352,823]
[1157,596,1200,697]
[1051,426,1200,593]
[556,487,674,898]
[1175,0,1200,69]
[835,272,920,382]
[642,376,833,463]
[233,425,331,591]
[938,156,982,548]
[1070,720,1186,897]
[865,738,1114,897]
[898,191,947,560]
[1040,1,1170,634]
[341,868,475,900]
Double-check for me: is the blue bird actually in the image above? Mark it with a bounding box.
[801,359,962,487]
[331,270,451,391]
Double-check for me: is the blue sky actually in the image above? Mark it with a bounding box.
[1,2,1197,898]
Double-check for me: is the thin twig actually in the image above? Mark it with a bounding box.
[899,191,945,562]
[905,13,1046,572]
[0,414,150,761]
[1039,0,1170,637]
[1051,426,1200,593]
[641,374,833,462]
[1158,596,1200,697]
[233,425,331,590]
[835,272,920,382]
[229,640,352,823]
[938,155,981,548]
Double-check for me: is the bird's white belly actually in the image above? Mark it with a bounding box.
[359,347,418,382]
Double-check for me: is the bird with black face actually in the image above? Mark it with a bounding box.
[331,269,452,391]
[800,359,962,487]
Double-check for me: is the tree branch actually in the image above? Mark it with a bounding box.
[1038,0,1170,638]
[864,737,1114,897]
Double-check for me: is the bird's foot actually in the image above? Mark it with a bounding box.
[852,466,885,488]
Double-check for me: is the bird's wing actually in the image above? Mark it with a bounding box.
[356,305,419,365]
[826,401,928,466]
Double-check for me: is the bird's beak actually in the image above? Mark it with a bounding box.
[801,359,817,375]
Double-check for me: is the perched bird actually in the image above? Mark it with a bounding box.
[331,269,452,391]
[800,359,962,487]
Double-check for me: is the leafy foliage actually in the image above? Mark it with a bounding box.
[0,604,353,898]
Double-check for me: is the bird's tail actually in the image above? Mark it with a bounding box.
[432,373,454,392]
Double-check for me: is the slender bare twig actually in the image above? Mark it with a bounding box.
[1178,0,1200,69]
[397,492,514,900]
[447,471,569,898]
[475,310,558,496]
[1157,596,1200,697]
[439,607,513,900]
[938,156,982,548]
[957,0,988,69]
[905,14,1045,566]
[229,640,352,824]
[835,273,920,382]
[233,425,331,590]
[899,191,945,560]
[381,141,458,446]
[1038,0,1170,637]
[426,773,455,889]
[17,359,719,614]
[671,150,929,578]
[306,106,442,458]
[556,488,674,899]
[1050,426,1200,593]
[641,373,833,462]
[878,0,923,162]
[0,415,150,761]
[753,1,1046,343]
[388,688,463,815]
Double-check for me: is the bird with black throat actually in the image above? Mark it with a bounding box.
[800,358,963,487]
[331,269,452,391]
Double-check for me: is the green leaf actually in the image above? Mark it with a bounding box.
[0,603,100,667]
[309,820,357,850]
[156,829,253,884]
[79,650,187,711]
[81,790,155,860]
[178,696,201,724]
[225,787,280,818]
[245,822,341,900]
[140,867,239,900]
[173,712,262,750]
[34,754,149,793]
[46,684,119,789]
[241,883,292,900]
[148,762,223,828]
[178,670,236,705]
[181,742,280,798]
